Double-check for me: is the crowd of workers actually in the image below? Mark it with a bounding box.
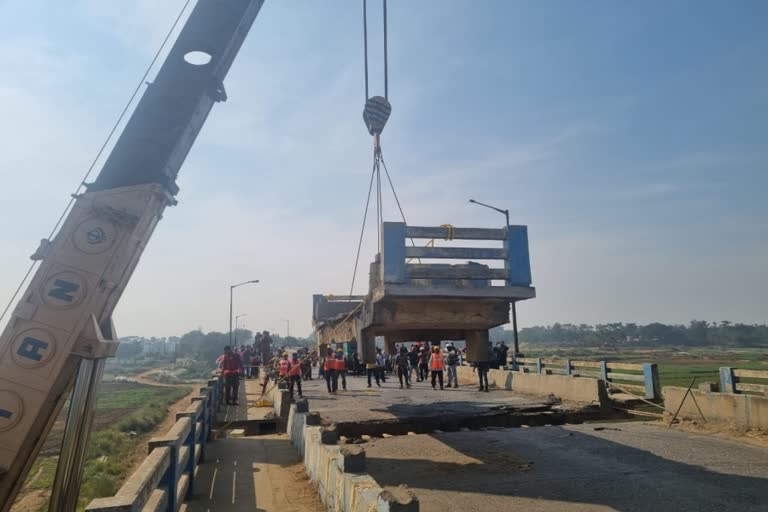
[217,333,512,405]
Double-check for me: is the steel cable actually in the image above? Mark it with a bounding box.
[0,0,193,325]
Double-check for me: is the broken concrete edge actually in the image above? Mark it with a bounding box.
[456,366,609,408]
[268,384,292,421]
[288,404,420,512]
[321,425,339,445]
[662,386,768,431]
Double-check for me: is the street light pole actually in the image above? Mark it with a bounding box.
[283,319,290,338]
[235,314,248,347]
[468,198,519,354]
[229,280,259,347]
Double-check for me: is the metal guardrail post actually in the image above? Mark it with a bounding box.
[565,359,572,376]
[184,417,196,498]
[535,358,542,374]
[719,367,736,393]
[193,394,208,463]
[642,363,661,400]
[152,443,178,512]
[504,225,532,286]
[381,222,407,283]
[599,361,609,382]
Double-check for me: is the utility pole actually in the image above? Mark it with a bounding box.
[229,280,258,347]
[283,319,290,338]
[468,198,519,354]
[235,314,248,347]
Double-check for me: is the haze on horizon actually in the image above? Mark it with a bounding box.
[0,1,766,339]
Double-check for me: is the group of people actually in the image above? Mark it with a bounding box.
[219,337,513,405]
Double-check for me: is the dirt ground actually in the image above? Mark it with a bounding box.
[663,418,768,448]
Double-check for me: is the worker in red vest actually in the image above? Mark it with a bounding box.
[218,345,242,405]
[323,348,336,394]
[288,353,303,399]
[278,352,290,381]
[334,348,347,391]
[429,345,445,390]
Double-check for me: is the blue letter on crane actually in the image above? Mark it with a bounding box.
[48,279,80,302]
[17,337,49,362]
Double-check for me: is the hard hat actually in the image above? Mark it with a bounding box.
[419,347,425,351]
[282,352,288,357]
[432,346,439,352]
[336,348,343,353]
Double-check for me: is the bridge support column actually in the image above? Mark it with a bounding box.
[359,330,377,364]
[465,330,490,363]
[384,336,398,355]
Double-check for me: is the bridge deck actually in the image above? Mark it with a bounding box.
[299,371,559,426]
[217,377,275,426]
[182,434,323,512]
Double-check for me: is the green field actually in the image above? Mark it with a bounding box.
[522,346,768,389]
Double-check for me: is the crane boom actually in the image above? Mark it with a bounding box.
[0,1,265,509]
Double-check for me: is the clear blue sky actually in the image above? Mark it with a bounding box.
[0,0,766,337]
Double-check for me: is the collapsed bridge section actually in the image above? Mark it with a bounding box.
[314,222,535,363]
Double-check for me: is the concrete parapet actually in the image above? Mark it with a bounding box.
[295,398,310,413]
[321,425,339,445]
[380,486,419,512]
[269,385,292,420]
[456,366,608,407]
[306,411,322,426]
[663,386,768,430]
[87,376,220,511]
[288,403,420,511]
[338,444,366,473]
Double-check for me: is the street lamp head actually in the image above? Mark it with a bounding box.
[249,280,260,284]
[469,199,476,204]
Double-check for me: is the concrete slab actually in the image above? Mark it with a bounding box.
[217,378,277,432]
[183,434,324,512]
[360,422,768,512]
[298,370,574,427]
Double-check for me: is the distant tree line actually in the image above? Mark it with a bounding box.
[116,329,316,364]
[490,321,768,348]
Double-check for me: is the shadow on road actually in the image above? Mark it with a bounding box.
[365,426,768,512]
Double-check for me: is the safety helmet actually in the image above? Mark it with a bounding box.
[282,352,288,357]
[336,348,343,353]
[432,346,439,352]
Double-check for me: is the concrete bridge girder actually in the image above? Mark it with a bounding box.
[316,296,512,364]
[313,222,536,365]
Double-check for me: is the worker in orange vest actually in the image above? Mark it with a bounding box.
[429,345,445,390]
[334,348,348,391]
[288,353,303,399]
[323,348,336,394]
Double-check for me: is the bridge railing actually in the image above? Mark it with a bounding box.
[719,367,768,396]
[380,222,533,291]
[86,375,220,512]
[510,356,660,400]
